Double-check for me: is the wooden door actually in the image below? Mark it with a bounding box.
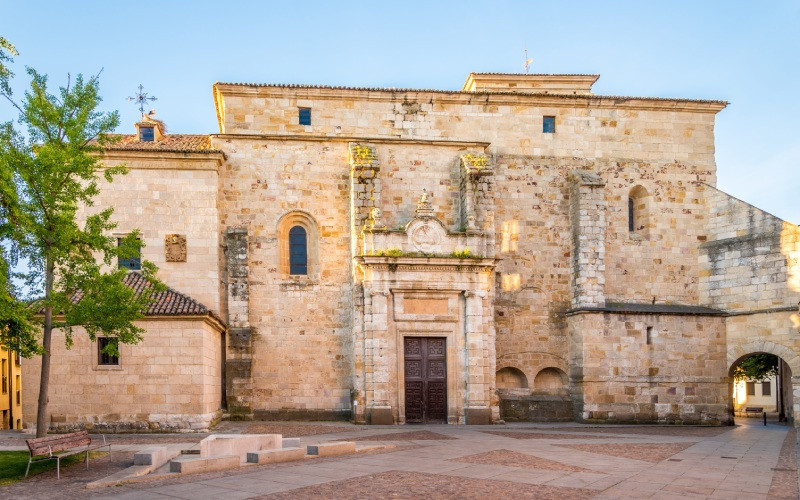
[404,337,447,423]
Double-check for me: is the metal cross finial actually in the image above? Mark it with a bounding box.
[126,84,157,115]
[524,47,533,74]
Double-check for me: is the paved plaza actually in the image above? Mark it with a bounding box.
[0,420,797,499]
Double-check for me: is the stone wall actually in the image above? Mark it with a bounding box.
[92,152,223,312]
[213,137,355,417]
[700,185,800,312]
[213,85,722,166]
[21,319,224,432]
[568,311,728,424]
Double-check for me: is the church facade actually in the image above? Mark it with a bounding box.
[22,72,800,430]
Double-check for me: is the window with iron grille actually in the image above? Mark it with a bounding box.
[98,337,119,366]
[746,381,755,396]
[762,381,771,396]
[118,237,141,270]
[298,107,311,126]
[289,225,308,275]
[543,116,555,133]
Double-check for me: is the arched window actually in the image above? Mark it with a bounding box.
[628,185,651,238]
[277,211,319,278]
[288,226,308,275]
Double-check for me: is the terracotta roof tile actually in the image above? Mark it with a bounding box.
[103,134,220,153]
[68,272,211,317]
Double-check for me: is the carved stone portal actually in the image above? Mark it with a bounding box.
[165,234,187,262]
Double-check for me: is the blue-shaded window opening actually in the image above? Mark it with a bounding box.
[543,116,555,134]
[298,108,311,126]
[118,237,141,270]
[289,226,308,275]
[139,126,155,142]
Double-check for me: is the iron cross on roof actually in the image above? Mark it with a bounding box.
[126,84,157,115]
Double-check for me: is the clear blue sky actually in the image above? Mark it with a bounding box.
[2,0,798,222]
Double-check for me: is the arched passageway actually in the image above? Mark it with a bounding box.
[728,352,794,425]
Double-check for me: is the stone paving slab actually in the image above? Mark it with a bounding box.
[1,420,795,499]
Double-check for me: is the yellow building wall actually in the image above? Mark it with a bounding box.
[0,347,23,429]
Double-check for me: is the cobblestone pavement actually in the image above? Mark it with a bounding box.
[0,420,796,499]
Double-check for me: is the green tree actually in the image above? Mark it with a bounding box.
[733,353,779,382]
[1,45,164,436]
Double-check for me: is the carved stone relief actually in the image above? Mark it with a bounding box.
[165,234,187,262]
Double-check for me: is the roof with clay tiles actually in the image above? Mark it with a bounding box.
[102,134,220,154]
[66,272,215,318]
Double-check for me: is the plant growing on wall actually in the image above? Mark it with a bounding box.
[0,40,164,437]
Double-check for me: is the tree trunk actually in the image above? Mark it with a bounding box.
[35,258,54,438]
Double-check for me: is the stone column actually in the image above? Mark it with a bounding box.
[224,228,253,418]
[364,288,393,424]
[349,143,381,255]
[464,290,492,424]
[568,170,606,309]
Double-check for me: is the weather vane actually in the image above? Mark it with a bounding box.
[126,84,157,115]
[524,47,533,74]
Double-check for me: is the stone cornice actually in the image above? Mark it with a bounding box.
[214,83,728,114]
[212,133,490,148]
[356,256,497,272]
[100,150,224,170]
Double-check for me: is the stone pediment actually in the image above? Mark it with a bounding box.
[363,214,488,257]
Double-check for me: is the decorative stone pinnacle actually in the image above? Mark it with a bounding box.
[366,206,386,230]
[460,153,492,177]
[415,189,435,218]
[348,143,378,168]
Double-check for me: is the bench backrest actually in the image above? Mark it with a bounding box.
[26,431,91,456]
[745,407,763,412]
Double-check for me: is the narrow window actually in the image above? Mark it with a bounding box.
[543,116,555,133]
[118,237,141,270]
[762,381,771,396]
[289,225,308,275]
[628,197,635,232]
[298,107,311,126]
[98,337,119,366]
[139,126,155,142]
[645,326,653,345]
[746,381,755,396]
[1,359,6,394]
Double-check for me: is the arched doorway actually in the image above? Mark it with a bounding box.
[728,352,794,425]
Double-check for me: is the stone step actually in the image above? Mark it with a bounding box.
[169,455,239,474]
[133,446,169,466]
[306,441,356,457]
[247,447,305,464]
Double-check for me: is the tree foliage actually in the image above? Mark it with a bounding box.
[0,40,164,435]
[733,353,779,382]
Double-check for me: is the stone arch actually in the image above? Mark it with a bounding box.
[628,185,651,238]
[533,367,568,395]
[727,339,799,426]
[727,339,800,375]
[496,367,529,390]
[277,210,320,277]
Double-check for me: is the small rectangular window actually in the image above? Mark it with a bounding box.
[298,107,311,126]
[118,237,141,270]
[746,381,755,396]
[645,326,653,345]
[139,126,155,142]
[762,381,771,396]
[543,116,556,134]
[98,337,119,366]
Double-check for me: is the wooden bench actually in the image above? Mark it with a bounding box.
[25,431,112,479]
[745,407,764,414]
